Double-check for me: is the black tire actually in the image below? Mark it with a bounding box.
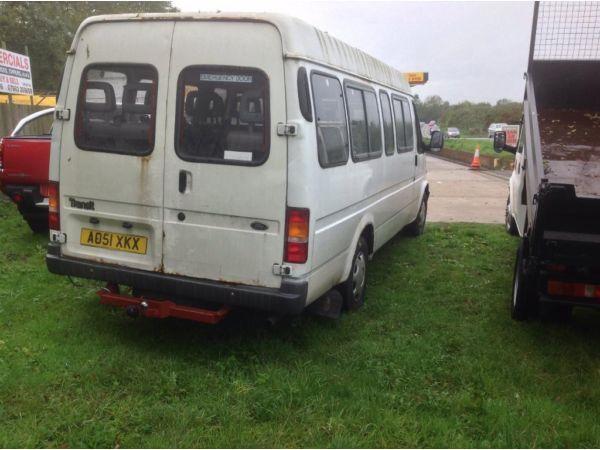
[340,236,369,311]
[505,197,518,236]
[511,240,537,321]
[17,204,48,233]
[405,195,428,237]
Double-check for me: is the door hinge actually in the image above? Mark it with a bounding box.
[273,263,292,276]
[276,122,298,137]
[50,230,67,244]
[55,108,71,121]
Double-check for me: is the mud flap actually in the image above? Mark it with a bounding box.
[306,289,343,319]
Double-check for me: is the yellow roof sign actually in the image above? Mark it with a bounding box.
[403,72,429,86]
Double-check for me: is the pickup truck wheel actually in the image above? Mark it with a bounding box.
[341,236,368,311]
[511,240,536,321]
[406,195,428,237]
[505,197,518,236]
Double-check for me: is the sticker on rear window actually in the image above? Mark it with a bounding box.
[199,74,253,83]
[224,150,253,161]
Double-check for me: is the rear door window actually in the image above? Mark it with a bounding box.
[175,67,269,165]
[75,64,158,155]
[311,72,349,167]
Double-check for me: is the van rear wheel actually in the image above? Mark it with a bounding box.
[341,236,368,311]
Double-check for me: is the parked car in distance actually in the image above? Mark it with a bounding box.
[488,122,507,138]
[0,108,54,232]
[46,12,444,325]
[446,127,460,138]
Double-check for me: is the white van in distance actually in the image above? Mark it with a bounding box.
[46,12,443,322]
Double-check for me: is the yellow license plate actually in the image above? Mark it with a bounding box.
[80,228,148,255]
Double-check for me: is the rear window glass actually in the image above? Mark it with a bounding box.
[176,67,269,165]
[402,100,414,149]
[75,64,157,155]
[311,73,349,167]
[364,91,382,156]
[393,97,410,152]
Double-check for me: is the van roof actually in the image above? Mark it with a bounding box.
[74,12,413,95]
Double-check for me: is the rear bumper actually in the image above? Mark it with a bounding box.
[46,243,307,315]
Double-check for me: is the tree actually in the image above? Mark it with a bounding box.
[0,1,178,92]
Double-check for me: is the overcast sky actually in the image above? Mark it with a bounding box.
[173,0,534,104]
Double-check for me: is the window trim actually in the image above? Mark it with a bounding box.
[174,65,271,167]
[310,69,350,169]
[343,79,382,163]
[379,89,396,156]
[391,94,415,154]
[74,63,159,156]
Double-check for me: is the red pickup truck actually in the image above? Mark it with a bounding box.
[0,108,53,232]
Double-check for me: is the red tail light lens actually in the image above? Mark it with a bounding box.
[548,280,600,299]
[284,207,309,264]
[48,181,60,231]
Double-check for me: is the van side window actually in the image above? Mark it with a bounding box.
[297,67,313,122]
[345,85,382,161]
[412,101,425,154]
[379,91,395,155]
[175,66,269,165]
[311,73,349,167]
[401,100,414,149]
[392,97,410,153]
[346,86,369,158]
[364,91,382,157]
[75,64,157,155]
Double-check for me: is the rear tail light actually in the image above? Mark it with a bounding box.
[548,280,600,299]
[284,207,309,264]
[48,181,60,231]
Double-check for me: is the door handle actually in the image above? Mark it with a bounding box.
[179,170,191,193]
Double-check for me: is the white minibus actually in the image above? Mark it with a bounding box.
[46,12,443,322]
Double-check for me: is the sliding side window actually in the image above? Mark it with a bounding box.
[311,73,349,167]
[379,91,395,155]
[75,64,158,155]
[345,84,382,161]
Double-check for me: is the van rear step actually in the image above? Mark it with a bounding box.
[98,284,231,324]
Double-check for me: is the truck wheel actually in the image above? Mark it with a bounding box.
[341,236,368,311]
[406,195,428,237]
[505,197,518,236]
[511,240,536,321]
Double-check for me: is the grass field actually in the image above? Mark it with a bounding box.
[444,138,514,161]
[3,197,600,447]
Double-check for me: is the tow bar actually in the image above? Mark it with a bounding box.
[98,284,231,324]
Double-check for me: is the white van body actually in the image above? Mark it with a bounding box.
[47,13,431,315]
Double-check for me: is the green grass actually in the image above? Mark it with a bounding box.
[444,138,514,161]
[3,197,600,447]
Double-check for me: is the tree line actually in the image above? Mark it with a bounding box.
[415,95,522,137]
[0,1,177,93]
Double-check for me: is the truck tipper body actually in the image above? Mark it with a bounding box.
[499,2,600,320]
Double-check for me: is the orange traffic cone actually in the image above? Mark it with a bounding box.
[469,145,481,170]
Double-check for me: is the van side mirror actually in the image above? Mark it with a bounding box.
[493,131,516,154]
[428,130,444,152]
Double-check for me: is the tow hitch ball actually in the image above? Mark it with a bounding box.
[125,301,148,318]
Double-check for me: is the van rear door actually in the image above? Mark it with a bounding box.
[58,21,174,271]
[162,21,287,288]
